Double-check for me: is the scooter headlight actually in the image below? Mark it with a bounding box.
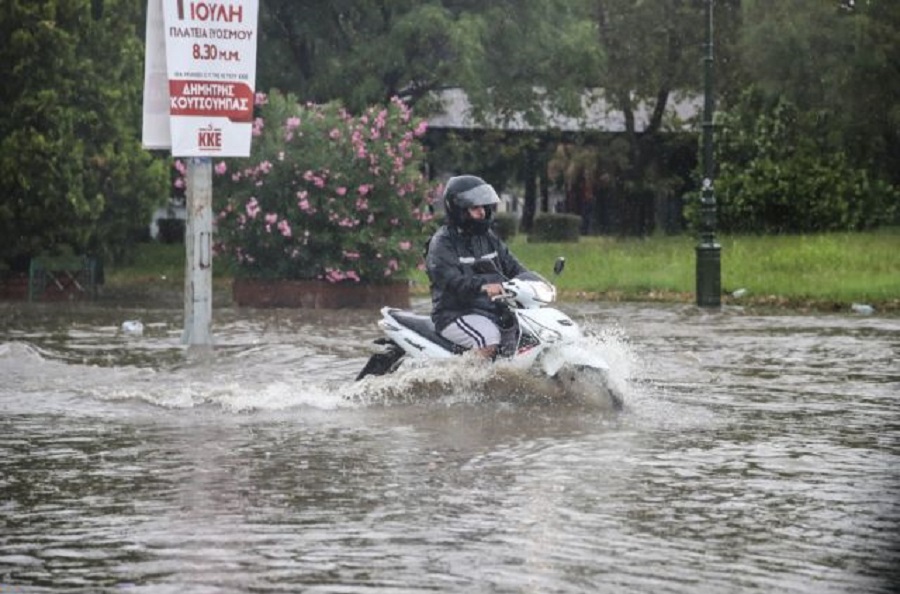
[534,326,562,342]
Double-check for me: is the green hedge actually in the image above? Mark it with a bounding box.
[492,213,519,241]
[528,214,581,243]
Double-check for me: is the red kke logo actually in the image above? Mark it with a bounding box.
[198,124,222,150]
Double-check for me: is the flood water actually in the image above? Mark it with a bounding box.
[1,299,898,593]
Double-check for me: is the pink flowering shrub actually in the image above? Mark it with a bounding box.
[188,90,439,282]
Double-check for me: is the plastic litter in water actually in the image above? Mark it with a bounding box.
[120,320,144,336]
[731,288,748,298]
[850,303,874,315]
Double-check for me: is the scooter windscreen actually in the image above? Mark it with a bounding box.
[510,271,557,304]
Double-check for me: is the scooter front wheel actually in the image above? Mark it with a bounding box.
[553,365,624,411]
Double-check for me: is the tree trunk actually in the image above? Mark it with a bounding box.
[521,149,538,232]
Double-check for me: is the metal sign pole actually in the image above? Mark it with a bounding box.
[183,157,213,348]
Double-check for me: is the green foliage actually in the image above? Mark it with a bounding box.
[701,91,899,233]
[737,0,900,187]
[528,213,581,243]
[258,0,603,118]
[0,0,168,269]
[492,212,518,241]
[199,90,440,282]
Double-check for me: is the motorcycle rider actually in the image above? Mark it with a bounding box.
[425,175,529,359]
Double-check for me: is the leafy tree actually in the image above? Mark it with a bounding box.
[257,0,604,232]
[701,0,900,233]
[259,1,473,109]
[707,89,898,233]
[258,0,602,114]
[853,0,900,186]
[586,0,743,234]
[736,0,900,189]
[0,0,168,271]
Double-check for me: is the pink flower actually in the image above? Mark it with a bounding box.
[254,92,268,106]
[264,212,277,232]
[324,268,346,283]
[174,160,187,175]
[211,91,442,283]
[246,197,260,219]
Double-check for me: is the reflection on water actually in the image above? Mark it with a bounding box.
[1,300,898,593]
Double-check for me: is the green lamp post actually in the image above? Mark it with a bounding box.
[696,0,721,307]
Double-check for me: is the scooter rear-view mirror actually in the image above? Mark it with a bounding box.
[553,257,566,276]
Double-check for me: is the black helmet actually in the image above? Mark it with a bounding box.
[442,175,500,233]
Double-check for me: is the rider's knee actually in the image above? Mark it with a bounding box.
[475,345,498,360]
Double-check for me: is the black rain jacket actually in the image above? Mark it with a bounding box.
[425,225,528,332]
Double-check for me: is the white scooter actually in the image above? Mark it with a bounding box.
[356,258,623,410]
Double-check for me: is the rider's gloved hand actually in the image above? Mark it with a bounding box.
[482,283,504,297]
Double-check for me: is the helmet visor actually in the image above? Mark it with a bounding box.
[456,184,500,209]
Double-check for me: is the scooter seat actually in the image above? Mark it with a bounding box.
[386,309,465,354]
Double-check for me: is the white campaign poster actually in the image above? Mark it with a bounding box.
[141,0,171,149]
[152,0,259,157]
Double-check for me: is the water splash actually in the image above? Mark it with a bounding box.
[0,316,648,416]
[0,340,351,414]
[341,326,643,411]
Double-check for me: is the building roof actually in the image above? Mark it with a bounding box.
[426,87,703,133]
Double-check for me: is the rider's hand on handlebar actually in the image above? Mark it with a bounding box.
[481,283,504,298]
